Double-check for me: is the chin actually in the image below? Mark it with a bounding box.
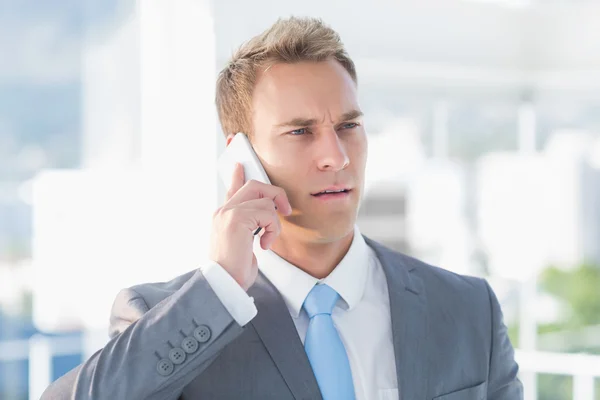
[284,214,356,243]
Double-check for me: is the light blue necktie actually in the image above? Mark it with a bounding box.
[303,284,356,400]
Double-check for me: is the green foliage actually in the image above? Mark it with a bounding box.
[508,263,600,399]
[538,374,572,400]
[539,263,600,328]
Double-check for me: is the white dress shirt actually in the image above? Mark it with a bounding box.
[200,226,399,400]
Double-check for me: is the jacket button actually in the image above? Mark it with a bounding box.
[169,348,186,365]
[156,359,174,376]
[181,336,199,354]
[193,325,211,343]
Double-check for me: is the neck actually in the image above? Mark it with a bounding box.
[269,227,355,279]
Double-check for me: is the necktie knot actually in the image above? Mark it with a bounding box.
[303,284,339,319]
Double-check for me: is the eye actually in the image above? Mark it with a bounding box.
[339,122,359,130]
[289,128,307,136]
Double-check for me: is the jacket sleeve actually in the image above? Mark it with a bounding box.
[41,268,250,400]
[484,280,524,400]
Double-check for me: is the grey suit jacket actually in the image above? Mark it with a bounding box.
[41,237,523,400]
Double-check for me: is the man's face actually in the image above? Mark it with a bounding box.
[249,58,367,242]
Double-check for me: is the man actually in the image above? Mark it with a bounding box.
[42,17,523,400]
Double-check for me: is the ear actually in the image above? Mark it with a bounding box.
[226,133,235,146]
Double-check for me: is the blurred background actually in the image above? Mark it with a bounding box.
[1,0,600,399]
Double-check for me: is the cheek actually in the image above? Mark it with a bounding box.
[265,146,301,168]
[347,133,368,168]
[259,144,308,188]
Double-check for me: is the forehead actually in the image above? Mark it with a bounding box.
[251,59,359,126]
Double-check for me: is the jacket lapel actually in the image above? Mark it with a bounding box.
[365,237,430,400]
[248,272,323,400]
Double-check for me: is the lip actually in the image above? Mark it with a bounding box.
[310,190,352,202]
[311,185,353,196]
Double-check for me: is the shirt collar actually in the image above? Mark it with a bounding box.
[254,225,370,318]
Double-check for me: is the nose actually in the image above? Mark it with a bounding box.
[316,129,350,172]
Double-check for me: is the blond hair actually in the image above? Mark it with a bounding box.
[215,17,357,137]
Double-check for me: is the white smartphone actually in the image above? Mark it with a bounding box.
[217,132,271,188]
[217,133,271,236]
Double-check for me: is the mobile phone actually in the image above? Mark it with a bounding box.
[217,132,271,235]
[217,133,271,187]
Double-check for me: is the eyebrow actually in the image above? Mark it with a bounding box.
[274,109,364,129]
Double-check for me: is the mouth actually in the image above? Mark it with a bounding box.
[311,187,353,199]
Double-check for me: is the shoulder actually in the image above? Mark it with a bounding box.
[366,238,493,318]
[404,251,488,300]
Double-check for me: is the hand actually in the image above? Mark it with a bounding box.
[209,163,292,291]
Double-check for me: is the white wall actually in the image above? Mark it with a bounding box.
[32,0,220,333]
[213,1,600,92]
[526,4,600,71]
[214,0,526,68]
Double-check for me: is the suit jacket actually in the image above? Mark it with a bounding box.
[41,237,523,400]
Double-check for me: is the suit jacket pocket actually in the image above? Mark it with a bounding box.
[432,381,486,400]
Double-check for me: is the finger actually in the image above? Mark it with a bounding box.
[260,210,282,250]
[260,229,278,250]
[236,197,278,212]
[243,207,281,243]
[226,163,245,201]
[228,180,292,215]
[235,198,282,242]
